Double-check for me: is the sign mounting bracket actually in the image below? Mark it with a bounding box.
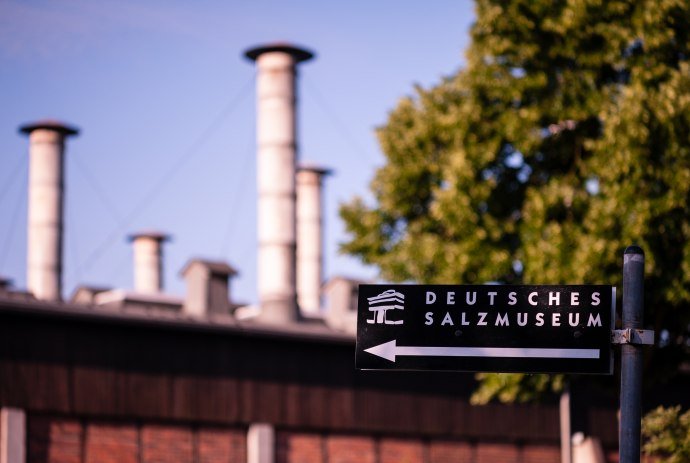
[610,328,655,346]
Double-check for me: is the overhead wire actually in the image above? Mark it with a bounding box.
[0,154,26,208]
[302,76,373,162]
[103,244,134,288]
[0,163,27,273]
[71,152,125,224]
[73,76,255,277]
[65,195,82,290]
[219,134,255,258]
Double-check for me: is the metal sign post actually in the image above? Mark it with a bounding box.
[618,246,649,463]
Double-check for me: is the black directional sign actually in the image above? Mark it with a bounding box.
[356,285,614,374]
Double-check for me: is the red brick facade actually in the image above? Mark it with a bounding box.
[26,416,565,463]
[85,421,138,463]
[27,416,246,463]
[275,431,562,463]
[29,417,82,463]
[35,413,665,463]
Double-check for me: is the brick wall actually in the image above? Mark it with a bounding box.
[276,431,563,463]
[380,438,424,463]
[27,415,623,463]
[428,440,474,462]
[27,415,246,463]
[276,432,323,463]
[85,421,137,463]
[29,416,82,463]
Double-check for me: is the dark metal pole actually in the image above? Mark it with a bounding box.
[620,245,645,463]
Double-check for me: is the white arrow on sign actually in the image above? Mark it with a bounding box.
[364,340,600,363]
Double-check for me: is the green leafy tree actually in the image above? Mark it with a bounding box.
[642,406,690,463]
[341,0,690,402]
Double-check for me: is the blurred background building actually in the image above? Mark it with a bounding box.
[1,42,686,463]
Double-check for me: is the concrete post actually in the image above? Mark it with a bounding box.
[244,43,314,323]
[296,164,331,316]
[560,386,572,463]
[128,231,170,294]
[572,434,606,463]
[1,407,26,463]
[19,120,78,301]
[247,423,274,463]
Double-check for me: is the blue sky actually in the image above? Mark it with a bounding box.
[0,0,474,304]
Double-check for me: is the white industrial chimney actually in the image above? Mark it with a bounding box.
[19,120,79,301]
[296,164,331,316]
[244,43,314,323]
[128,231,170,294]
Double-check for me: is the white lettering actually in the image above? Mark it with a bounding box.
[549,292,560,306]
[508,292,517,305]
[466,291,477,305]
[569,313,580,327]
[441,312,454,326]
[536,313,545,326]
[552,313,561,326]
[425,312,434,325]
[587,313,602,327]
[591,292,601,306]
[461,312,470,326]
[495,313,509,326]
[488,291,497,305]
[571,292,579,306]
[517,313,528,326]
[478,312,488,326]
[447,292,455,305]
[426,291,436,304]
[528,292,539,306]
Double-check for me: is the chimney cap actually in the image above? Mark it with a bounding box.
[244,43,315,63]
[19,119,79,136]
[180,258,238,277]
[298,162,333,176]
[127,230,171,242]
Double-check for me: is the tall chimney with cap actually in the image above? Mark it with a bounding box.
[19,120,79,301]
[296,164,331,316]
[128,231,170,294]
[244,43,314,323]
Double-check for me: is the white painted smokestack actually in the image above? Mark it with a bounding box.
[128,231,170,294]
[296,164,331,316]
[244,43,314,323]
[19,120,79,301]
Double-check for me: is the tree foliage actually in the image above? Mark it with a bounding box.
[341,0,690,402]
[643,406,690,463]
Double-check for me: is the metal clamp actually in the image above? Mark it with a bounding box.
[611,329,655,346]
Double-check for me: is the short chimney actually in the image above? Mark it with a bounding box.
[244,43,314,323]
[0,276,12,293]
[19,120,79,301]
[128,231,170,293]
[296,164,331,316]
[181,259,237,317]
